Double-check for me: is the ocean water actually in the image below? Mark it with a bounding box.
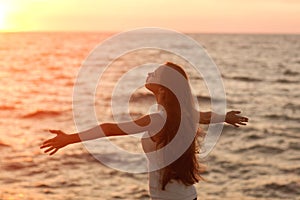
[0,32,299,200]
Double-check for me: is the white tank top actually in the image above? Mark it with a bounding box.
[141,111,197,200]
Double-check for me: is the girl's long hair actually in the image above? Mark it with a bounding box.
[155,62,205,190]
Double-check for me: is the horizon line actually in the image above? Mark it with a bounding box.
[0,30,299,35]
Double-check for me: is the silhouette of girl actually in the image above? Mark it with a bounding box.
[41,62,248,200]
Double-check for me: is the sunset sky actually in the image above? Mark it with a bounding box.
[0,0,299,33]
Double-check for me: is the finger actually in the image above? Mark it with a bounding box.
[49,129,58,133]
[240,117,248,121]
[238,122,247,126]
[49,130,63,135]
[239,118,246,122]
[239,117,249,122]
[49,148,58,156]
[40,143,53,149]
[233,111,241,114]
[44,147,55,153]
[42,138,53,145]
[233,123,239,127]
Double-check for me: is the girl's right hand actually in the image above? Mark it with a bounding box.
[40,130,70,155]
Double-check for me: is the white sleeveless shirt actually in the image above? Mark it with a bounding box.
[141,110,197,200]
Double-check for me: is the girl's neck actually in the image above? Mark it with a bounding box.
[155,94,163,105]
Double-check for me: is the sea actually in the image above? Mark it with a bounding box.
[0,32,299,200]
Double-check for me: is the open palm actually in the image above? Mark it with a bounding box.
[226,111,248,127]
[40,130,70,155]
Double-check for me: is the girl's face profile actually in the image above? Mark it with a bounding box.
[145,66,164,93]
[146,71,155,81]
[146,66,164,84]
[145,71,157,93]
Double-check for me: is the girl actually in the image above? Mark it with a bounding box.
[40,62,248,200]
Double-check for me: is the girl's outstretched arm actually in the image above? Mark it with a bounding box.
[199,110,248,127]
[40,112,165,155]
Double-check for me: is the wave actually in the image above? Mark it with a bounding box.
[245,181,300,198]
[33,181,81,188]
[246,134,265,140]
[22,110,62,119]
[263,182,300,195]
[33,183,55,188]
[280,167,300,175]
[23,169,46,176]
[283,103,300,110]
[283,69,299,76]
[0,140,10,148]
[1,178,22,184]
[289,142,300,150]
[3,161,37,171]
[238,44,251,49]
[227,99,247,105]
[264,114,300,122]
[0,105,15,110]
[61,152,100,163]
[227,75,298,84]
[231,76,263,82]
[235,144,285,154]
[217,160,239,171]
[275,79,299,84]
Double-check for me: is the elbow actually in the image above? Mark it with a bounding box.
[100,123,125,136]
[100,123,113,136]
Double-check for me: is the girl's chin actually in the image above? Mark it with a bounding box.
[145,83,155,92]
[145,83,151,90]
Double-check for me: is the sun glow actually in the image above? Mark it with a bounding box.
[0,4,8,30]
[0,0,299,33]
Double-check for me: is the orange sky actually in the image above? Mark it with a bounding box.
[0,0,299,33]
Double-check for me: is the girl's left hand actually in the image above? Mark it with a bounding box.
[225,111,248,127]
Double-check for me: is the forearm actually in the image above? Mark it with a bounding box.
[200,111,226,124]
[69,124,108,144]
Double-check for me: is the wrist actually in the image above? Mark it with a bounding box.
[211,112,226,123]
[225,113,229,123]
[68,133,81,144]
